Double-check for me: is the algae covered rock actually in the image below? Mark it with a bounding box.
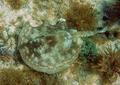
[18,23,80,74]
[80,38,97,58]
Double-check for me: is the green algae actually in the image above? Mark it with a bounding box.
[80,37,98,59]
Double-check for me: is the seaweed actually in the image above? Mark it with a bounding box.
[0,68,41,85]
[87,46,120,84]
[79,38,98,64]
[64,2,96,31]
[5,0,28,10]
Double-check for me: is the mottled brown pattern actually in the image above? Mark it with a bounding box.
[87,47,120,84]
[5,0,27,10]
[64,2,96,31]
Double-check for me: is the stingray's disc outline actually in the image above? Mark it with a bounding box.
[18,25,80,74]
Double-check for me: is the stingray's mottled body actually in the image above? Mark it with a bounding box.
[18,23,80,74]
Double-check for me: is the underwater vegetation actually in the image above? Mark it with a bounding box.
[87,46,120,84]
[0,0,120,85]
[80,38,97,61]
[90,34,110,45]
[5,0,27,10]
[64,2,96,31]
[0,68,41,85]
[79,36,120,85]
